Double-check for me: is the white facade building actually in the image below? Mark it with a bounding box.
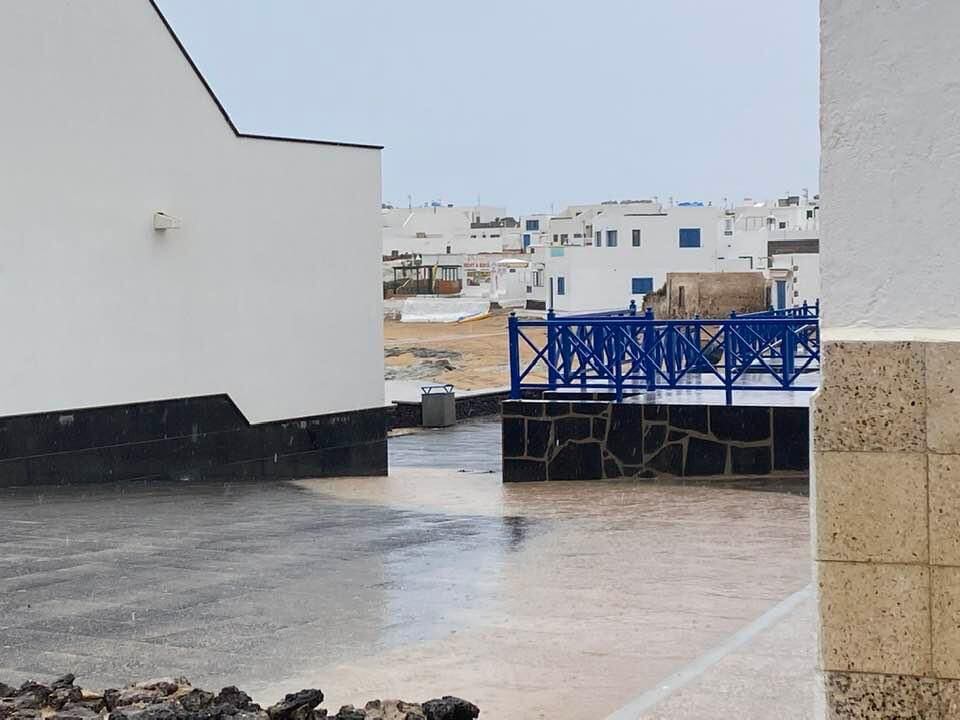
[519,196,821,313]
[0,0,387,484]
[382,205,520,256]
[543,203,725,313]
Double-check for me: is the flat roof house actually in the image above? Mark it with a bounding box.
[0,0,386,484]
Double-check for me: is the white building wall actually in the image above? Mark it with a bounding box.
[381,205,510,257]
[821,1,960,330]
[771,253,821,307]
[0,0,383,423]
[546,207,722,313]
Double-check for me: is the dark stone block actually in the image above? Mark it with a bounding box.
[500,401,523,416]
[606,404,645,465]
[643,405,668,421]
[709,406,771,442]
[647,443,683,475]
[669,405,708,434]
[730,446,772,475]
[509,402,545,418]
[526,420,552,458]
[643,424,667,455]
[456,394,503,420]
[389,402,421,429]
[685,437,728,476]
[503,458,547,482]
[555,417,592,444]
[773,408,810,471]
[592,418,607,441]
[501,417,526,457]
[604,459,622,478]
[548,442,603,480]
[571,402,609,417]
[545,402,571,417]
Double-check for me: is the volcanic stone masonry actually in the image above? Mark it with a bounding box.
[501,400,808,482]
[0,675,479,720]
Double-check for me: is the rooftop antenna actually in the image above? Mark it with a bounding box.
[407,194,412,209]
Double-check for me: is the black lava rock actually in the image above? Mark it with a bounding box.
[422,697,480,720]
[214,687,259,713]
[266,690,323,720]
[50,676,76,691]
[178,690,215,713]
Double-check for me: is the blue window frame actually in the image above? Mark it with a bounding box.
[679,228,701,248]
[522,233,531,248]
[556,276,566,295]
[631,277,654,295]
[525,219,539,232]
[606,229,618,247]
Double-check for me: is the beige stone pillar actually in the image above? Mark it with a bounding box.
[817,1,960,716]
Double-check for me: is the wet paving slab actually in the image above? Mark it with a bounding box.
[0,417,814,718]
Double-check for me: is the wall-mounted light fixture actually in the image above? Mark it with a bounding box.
[153,212,182,231]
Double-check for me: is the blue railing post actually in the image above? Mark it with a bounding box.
[783,321,796,387]
[729,311,740,365]
[643,307,656,392]
[614,327,624,402]
[560,324,571,385]
[722,320,733,405]
[546,308,558,389]
[628,299,637,316]
[508,313,521,399]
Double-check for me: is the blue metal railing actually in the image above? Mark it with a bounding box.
[508,303,820,405]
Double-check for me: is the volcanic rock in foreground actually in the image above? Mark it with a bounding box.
[0,675,479,720]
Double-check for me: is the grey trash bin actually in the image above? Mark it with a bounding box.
[421,384,456,428]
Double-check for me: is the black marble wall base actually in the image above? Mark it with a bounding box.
[502,400,808,482]
[0,395,388,487]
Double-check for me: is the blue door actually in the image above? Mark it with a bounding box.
[775,280,787,310]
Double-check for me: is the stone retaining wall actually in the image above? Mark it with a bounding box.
[502,400,808,482]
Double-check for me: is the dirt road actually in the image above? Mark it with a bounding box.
[384,312,545,390]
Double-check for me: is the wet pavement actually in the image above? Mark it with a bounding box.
[0,418,815,719]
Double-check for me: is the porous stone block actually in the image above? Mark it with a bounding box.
[818,561,930,676]
[823,671,941,719]
[929,454,960,566]
[814,451,928,563]
[932,566,960,679]
[927,342,960,454]
[813,341,925,452]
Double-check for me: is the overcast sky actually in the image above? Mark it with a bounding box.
[157,1,819,215]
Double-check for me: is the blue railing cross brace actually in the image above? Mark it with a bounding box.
[507,301,820,404]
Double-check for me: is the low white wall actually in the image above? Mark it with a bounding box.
[0,0,384,423]
[400,297,490,323]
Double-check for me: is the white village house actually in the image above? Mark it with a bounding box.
[0,0,387,484]
[519,196,820,313]
[381,204,522,257]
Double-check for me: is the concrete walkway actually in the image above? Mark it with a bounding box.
[0,419,814,718]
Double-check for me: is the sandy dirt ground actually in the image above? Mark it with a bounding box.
[384,312,546,391]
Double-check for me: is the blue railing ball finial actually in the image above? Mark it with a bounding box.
[629,299,637,315]
[644,307,654,320]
